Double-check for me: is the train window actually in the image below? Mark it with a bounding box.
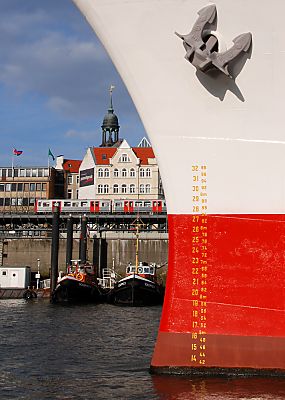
[64,202,71,207]
[135,201,143,207]
[144,267,150,273]
[72,202,79,207]
[38,201,42,206]
[144,201,151,207]
[115,201,122,206]
[127,267,130,273]
[81,202,88,207]
[149,267,154,274]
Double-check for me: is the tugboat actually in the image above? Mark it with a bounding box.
[52,260,103,303]
[110,261,164,306]
[109,219,164,306]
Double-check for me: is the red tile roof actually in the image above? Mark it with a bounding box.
[93,148,117,165]
[63,159,82,173]
[132,147,155,165]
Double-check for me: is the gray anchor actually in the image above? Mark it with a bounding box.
[175,4,252,77]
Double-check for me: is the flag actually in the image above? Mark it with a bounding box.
[48,148,55,161]
[13,148,23,156]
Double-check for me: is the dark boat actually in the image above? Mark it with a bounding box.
[109,262,164,306]
[52,261,103,303]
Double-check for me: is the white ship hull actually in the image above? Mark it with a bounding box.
[72,0,285,375]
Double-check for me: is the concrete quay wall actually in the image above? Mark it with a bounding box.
[2,234,169,279]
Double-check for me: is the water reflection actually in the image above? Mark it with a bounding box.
[152,375,285,400]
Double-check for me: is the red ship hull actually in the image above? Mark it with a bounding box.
[151,214,285,374]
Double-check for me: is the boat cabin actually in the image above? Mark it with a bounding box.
[126,262,157,281]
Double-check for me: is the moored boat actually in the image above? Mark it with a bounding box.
[109,262,164,306]
[52,260,103,303]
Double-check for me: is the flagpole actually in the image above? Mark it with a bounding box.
[11,151,14,178]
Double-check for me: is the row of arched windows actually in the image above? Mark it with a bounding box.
[97,184,151,194]
[97,167,151,178]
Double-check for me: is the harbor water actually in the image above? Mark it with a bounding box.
[0,300,284,400]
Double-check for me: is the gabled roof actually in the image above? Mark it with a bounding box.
[93,148,117,165]
[132,147,155,165]
[63,159,82,173]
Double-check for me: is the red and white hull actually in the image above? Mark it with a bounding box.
[72,0,285,374]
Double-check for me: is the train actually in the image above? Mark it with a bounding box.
[35,199,167,214]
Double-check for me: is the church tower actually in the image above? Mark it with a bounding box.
[100,85,120,147]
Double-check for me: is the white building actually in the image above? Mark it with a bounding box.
[79,139,163,200]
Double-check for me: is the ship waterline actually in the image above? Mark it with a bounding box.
[72,0,285,374]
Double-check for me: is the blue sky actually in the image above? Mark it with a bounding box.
[0,0,147,167]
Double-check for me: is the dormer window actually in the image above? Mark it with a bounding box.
[102,154,107,160]
[119,153,130,163]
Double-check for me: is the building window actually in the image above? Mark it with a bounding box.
[76,175,79,185]
[121,184,127,194]
[145,184,151,194]
[139,184,145,194]
[104,168,110,178]
[44,169,49,177]
[114,169,119,177]
[0,199,3,206]
[26,169,31,177]
[11,183,17,191]
[17,198,23,206]
[24,183,29,192]
[121,168,127,178]
[76,190,79,199]
[130,168,136,177]
[67,189,72,199]
[14,169,18,177]
[68,175,73,185]
[11,198,17,206]
[38,169,43,177]
[17,183,23,192]
[42,183,47,192]
[98,168,104,178]
[5,184,11,192]
[20,169,25,177]
[30,183,35,191]
[130,184,136,194]
[113,184,119,194]
[32,169,37,177]
[36,183,41,191]
[98,184,103,194]
[7,169,12,178]
[119,153,130,163]
[0,185,4,192]
[146,168,151,177]
[104,184,109,194]
[139,169,145,178]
